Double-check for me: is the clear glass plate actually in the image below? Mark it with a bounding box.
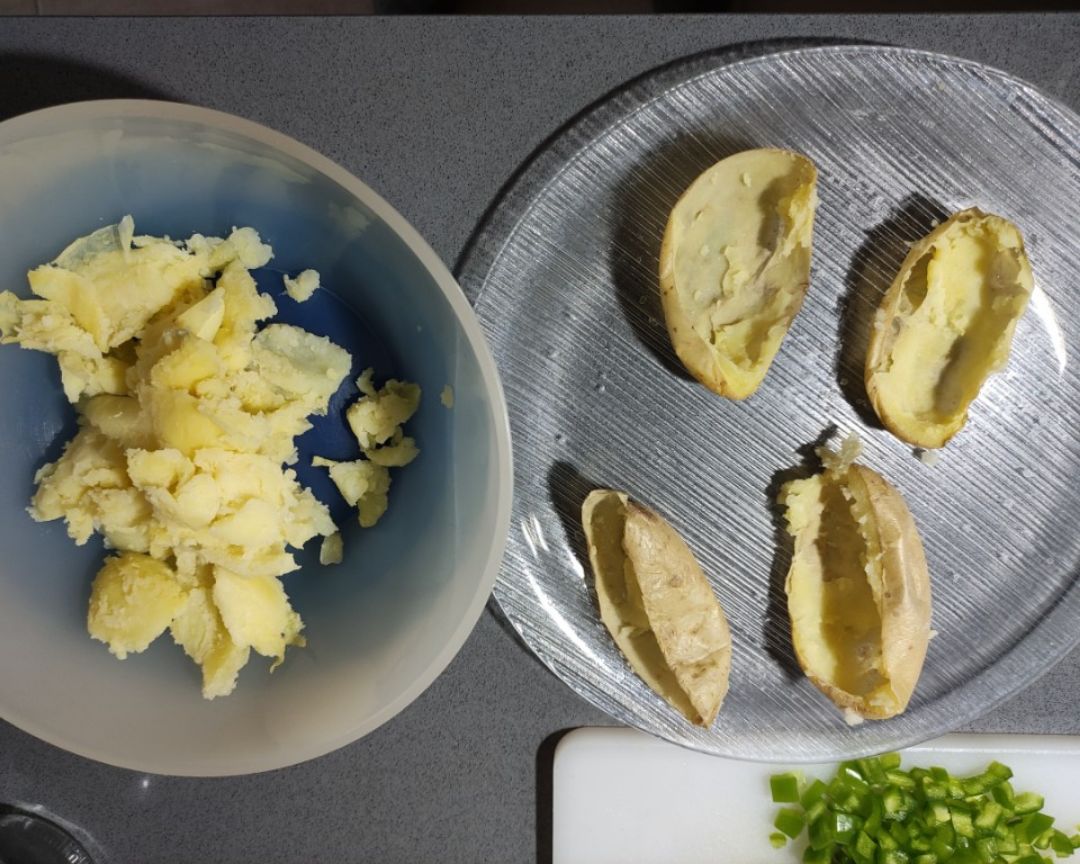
[458,44,1080,761]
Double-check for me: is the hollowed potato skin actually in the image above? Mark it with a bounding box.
[784,463,932,721]
[865,208,1034,448]
[659,148,818,400]
[582,489,731,727]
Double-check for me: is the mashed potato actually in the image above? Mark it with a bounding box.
[0,217,419,698]
[314,369,421,529]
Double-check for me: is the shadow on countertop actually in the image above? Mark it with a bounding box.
[536,729,573,864]
[0,54,172,122]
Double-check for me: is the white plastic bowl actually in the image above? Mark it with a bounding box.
[0,101,512,776]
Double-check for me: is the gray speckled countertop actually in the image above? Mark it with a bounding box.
[1,14,1080,864]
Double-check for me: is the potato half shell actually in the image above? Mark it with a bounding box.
[659,148,818,399]
[582,489,731,726]
[782,444,931,720]
[865,208,1034,448]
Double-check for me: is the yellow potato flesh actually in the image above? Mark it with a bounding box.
[783,447,931,721]
[786,474,886,702]
[88,552,188,660]
[2,219,349,699]
[660,148,817,399]
[866,209,1033,448]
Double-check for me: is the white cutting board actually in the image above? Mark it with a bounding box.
[552,728,1080,864]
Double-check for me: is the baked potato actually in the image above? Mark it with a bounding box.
[582,489,731,726]
[865,208,1034,448]
[781,438,931,721]
[658,148,818,399]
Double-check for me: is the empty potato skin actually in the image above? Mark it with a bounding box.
[659,148,818,400]
[784,457,931,721]
[865,208,1034,448]
[582,489,731,727]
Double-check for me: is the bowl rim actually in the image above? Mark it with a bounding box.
[0,98,514,776]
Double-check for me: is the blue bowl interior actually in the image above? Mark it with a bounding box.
[0,105,506,775]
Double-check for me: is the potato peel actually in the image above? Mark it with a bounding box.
[582,489,731,726]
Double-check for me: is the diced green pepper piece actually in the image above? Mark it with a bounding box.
[926,802,951,827]
[774,807,805,839]
[931,833,955,861]
[952,806,975,838]
[884,788,908,821]
[985,761,1013,784]
[1015,792,1047,815]
[864,799,883,837]
[890,822,910,847]
[974,800,1003,834]
[769,831,787,849]
[1020,812,1056,843]
[998,831,1019,854]
[880,753,902,770]
[878,850,910,864]
[860,757,888,787]
[886,770,917,790]
[910,832,932,853]
[974,836,997,862]
[930,766,950,783]
[855,830,878,860]
[808,814,833,850]
[878,831,899,852]
[832,810,861,843]
[913,856,938,864]
[806,799,827,825]
[801,778,827,808]
[803,842,834,864]
[923,781,948,802]
[1050,830,1074,857]
[991,780,1015,807]
[770,772,801,803]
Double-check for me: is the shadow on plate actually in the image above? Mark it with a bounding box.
[761,423,837,682]
[547,460,605,610]
[835,192,950,427]
[0,54,172,122]
[483,460,604,670]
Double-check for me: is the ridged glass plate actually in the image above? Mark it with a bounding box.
[458,44,1080,760]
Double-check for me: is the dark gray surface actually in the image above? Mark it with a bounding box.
[0,14,1079,863]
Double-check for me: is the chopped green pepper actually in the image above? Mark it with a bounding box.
[774,807,805,839]
[768,757,1077,863]
[771,772,801,803]
[1016,792,1048,815]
